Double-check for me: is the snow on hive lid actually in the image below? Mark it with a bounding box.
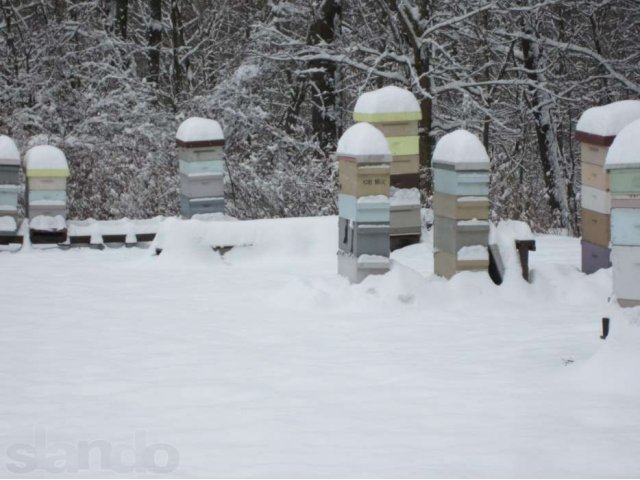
[576,100,640,146]
[0,135,20,166]
[605,118,640,170]
[176,117,224,148]
[353,86,422,123]
[337,123,392,163]
[24,146,69,177]
[432,129,490,171]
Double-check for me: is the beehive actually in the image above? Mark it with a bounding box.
[604,117,640,307]
[176,117,225,218]
[353,86,422,249]
[432,130,490,279]
[336,123,392,283]
[576,100,640,273]
[0,136,21,226]
[24,145,70,221]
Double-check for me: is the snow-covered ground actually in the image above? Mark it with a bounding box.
[1,215,639,477]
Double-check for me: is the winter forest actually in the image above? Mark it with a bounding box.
[1,0,639,233]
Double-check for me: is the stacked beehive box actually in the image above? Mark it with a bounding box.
[24,146,70,220]
[432,130,491,279]
[176,117,225,218]
[337,123,392,283]
[0,135,21,235]
[353,86,422,250]
[605,118,640,307]
[576,100,640,274]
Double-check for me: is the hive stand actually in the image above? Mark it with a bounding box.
[488,239,536,285]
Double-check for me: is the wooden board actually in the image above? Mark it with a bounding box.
[612,197,640,208]
[337,193,390,223]
[581,161,609,191]
[180,195,225,218]
[390,155,420,176]
[612,245,640,302]
[433,168,489,196]
[580,142,609,167]
[338,159,390,197]
[337,217,390,257]
[390,204,421,235]
[353,111,422,123]
[581,185,610,214]
[581,208,610,248]
[611,208,640,246]
[0,166,20,185]
[433,215,490,255]
[28,204,67,218]
[337,250,390,284]
[27,189,66,203]
[432,192,489,221]
[434,250,488,279]
[177,145,224,161]
[581,239,611,274]
[180,173,224,198]
[385,136,420,157]
[370,121,418,137]
[609,169,640,196]
[30,229,68,245]
[179,159,225,175]
[27,177,66,191]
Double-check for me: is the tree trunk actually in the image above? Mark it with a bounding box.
[170,0,185,99]
[115,0,128,39]
[307,0,341,152]
[520,24,576,234]
[147,0,162,85]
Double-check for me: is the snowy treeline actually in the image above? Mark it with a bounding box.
[1,0,639,230]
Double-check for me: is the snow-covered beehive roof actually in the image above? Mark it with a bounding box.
[353,86,422,123]
[576,100,640,147]
[605,118,640,170]
[176,117,224,148]
[0,135,20,166]
[24,145,69,177]
[336,123,392,163]
[432,129,490,171]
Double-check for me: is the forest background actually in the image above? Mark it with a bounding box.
[1,0,639,234]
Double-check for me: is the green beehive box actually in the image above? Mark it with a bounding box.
[609,169,640,195]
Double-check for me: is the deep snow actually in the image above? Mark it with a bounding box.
[0,215,639,477]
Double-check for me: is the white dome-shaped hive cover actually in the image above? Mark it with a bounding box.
[605,118,640,170]
[576,100,640,145]
[176,117,224,147]
[353,86,421,123]
[25,145,69,177]
[0,135,20,166]
[337,123,392,163]
[433,130,490,171]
